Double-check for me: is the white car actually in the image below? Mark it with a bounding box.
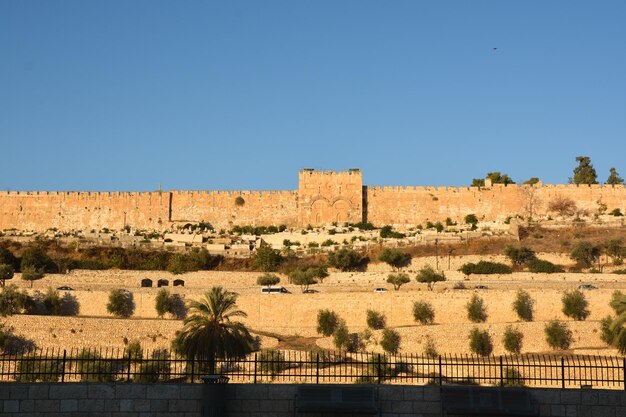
[373,288,387,293]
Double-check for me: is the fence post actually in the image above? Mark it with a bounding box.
[623,358,625,391]
[316,353,319,384]
[61,350,67,383]
[253,352,257,384]
[377,354,382,384]
[561,357,565,389]
[190,358,195,383]
[127,351,132,382]
[438,355,443,386]
[499,356,503,386]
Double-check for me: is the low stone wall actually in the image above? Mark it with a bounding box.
[2,382,626,417]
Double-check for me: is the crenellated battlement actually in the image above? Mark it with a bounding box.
[1,170,625,231]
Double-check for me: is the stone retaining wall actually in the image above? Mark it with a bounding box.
[2,382,626,417]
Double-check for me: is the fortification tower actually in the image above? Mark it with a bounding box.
[297,169,363,226]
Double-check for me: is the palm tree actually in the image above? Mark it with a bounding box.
[172,286,254,374]
[606,292,626,354]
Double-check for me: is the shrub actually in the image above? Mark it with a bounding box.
[610,208,623,217]
[0,285,27,316]
[125,339,143,361]
[327,248,366,271]
[155,289,172,318]
[333,320,350,350]
[544,321,573,350]
[258,349,284,377]
[76,349,117,382]
[42,288,62,315]
[16,355,62,382]
[468,328,493,356]
[136,360,171,382]
[504,246,536,266]
[378,248,411,271]
[412,301,435,325]
[256,273,280,287]
[570,241,600,268]
[380,329,401,354]
[380,225,405,239]
[459,261,512,275]
[465,214,479,230]
[59,292,80,316]
[600,315,613,345]
[423,336,438,358]
[366,309,386,330]
[549,196,577,216]
[502,367,525,387]
[528,259,564,273]
[512,289,534,322]
[561,290,590,321]
[234,196,245,206]
[415,266,446,290]
[106,289,135,318]
[466,294,487,323]
[502,326,524,354]
[317,309,338,336]
[386,273,410,290]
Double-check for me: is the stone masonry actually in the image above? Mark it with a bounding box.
[2,383,626,417]
[1,169,625,231]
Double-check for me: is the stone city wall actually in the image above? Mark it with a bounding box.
[1,170,625,231]
[1,383,626,417]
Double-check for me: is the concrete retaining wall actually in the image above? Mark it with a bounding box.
[1,382,626,417]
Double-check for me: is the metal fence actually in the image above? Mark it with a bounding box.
[1,348,624,389]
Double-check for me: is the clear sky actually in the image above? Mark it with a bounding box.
[1,1,625,191]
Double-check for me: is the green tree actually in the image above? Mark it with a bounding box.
[21,266,44,288]
[0,263,14,287]
[256,273,280,287]
[327,248,365,271]
[466,294,487,323]
[20,246,53,272]
[605,239,625,265]
[502,326,524,354]
[504,246,536,266]
[42,288,62,315]
[512,289,534,322]
[528,259,564,273]
[0,285,27,316]
[412,300,435,325]
[172,286,254,374]
[544,321,573,350]
[602,292,626,353]
[333,320,350,350]
[606,168,624,185]
[472,172,515,187]
[464,214,479,230]
[468,328,493,356]
[523,177,540,185]
[380,329,401,354]
[155,288,172,318]
[572,156,598,185]
[366,309,386,330]
[386,273,410,290]
[106,289,135,318]
[289,269,317,293]
[561,290,590,321]
[415,266,446,290]
[570,241,601,268]
[378,248,411,271]
[251,245,283,272]
[316,309,338,336]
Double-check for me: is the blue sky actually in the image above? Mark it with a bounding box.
[1,1,625,191]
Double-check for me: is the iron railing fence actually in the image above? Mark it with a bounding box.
[1,348,624,389]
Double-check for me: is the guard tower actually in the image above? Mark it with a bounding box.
[297,169,363,226]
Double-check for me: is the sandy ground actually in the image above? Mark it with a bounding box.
[2,256,625,355]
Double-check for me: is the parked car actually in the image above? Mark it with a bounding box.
[475,285,488,290]
[303,289,319,294]
[373,288,388,293]
[57,286,73,291]
[578,284,598,290]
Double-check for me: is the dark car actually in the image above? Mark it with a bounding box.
[578,284,597,290]
[303,289,319,294]
[57,286,74,291]
[475,285,488,290]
